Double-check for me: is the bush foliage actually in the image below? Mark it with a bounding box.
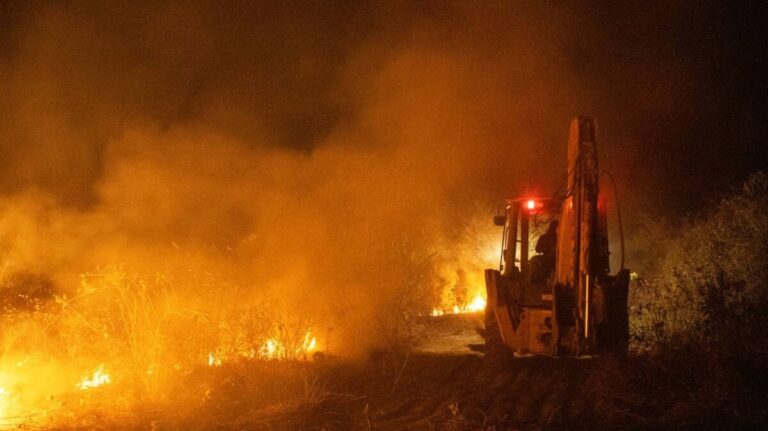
[631,172,768,350]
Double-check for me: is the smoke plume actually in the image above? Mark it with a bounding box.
[0,1,756,352]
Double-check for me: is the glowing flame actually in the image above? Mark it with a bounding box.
[304,333,317,352]
[206,331,318,364]
[430,210,498,318]
[260,338,279,358]
[258,330,318,360]
[430,294,487,316]
[207,352,222,367]
[466,295,487,312]
[76,365,111,390]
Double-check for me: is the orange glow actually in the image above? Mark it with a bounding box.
[260,338,279,358]
[258,330,317,360]
[0,386,10,419]
[466,294,487,312]
[430,210,498,318]
[526,199,536,210]
[207,330,318,364]
[430,294,486,316]
[305,334,318,351]
[76,365,111,390]
[207,352,222,367]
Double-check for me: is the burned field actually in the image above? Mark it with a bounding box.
[2,1,768,430]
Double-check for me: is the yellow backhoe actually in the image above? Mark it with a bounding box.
[484,117,630,357]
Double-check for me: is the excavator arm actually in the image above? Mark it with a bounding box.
[553,117,629,355]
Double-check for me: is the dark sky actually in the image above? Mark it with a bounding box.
[590,1,768,213]
[0,0,766,216]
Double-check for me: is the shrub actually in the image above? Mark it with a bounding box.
[630,172,768,354]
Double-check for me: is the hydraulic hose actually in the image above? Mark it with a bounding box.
[602,170,625,271]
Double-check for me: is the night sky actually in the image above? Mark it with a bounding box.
[1,0,766,217]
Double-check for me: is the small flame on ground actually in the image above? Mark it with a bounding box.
[258,332,317,360]
[76,365,111,390]
[305,335,317,351]
[260,339,279,358]
[207,331,318,365]
[207,352,222,367]
[430,295,487,316]
[466,295,487,312]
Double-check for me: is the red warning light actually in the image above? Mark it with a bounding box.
[526,199,536,210]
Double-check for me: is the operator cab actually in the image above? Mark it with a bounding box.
[494,196,560,308]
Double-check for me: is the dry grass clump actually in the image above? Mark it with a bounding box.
[0,264,323,427]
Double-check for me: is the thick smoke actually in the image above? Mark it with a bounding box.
[0,1,754,353]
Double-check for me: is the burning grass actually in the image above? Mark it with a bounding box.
[430,294,486,317]
[0,266,323,428]
[0,272,488,428]
[0,205,498,429]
